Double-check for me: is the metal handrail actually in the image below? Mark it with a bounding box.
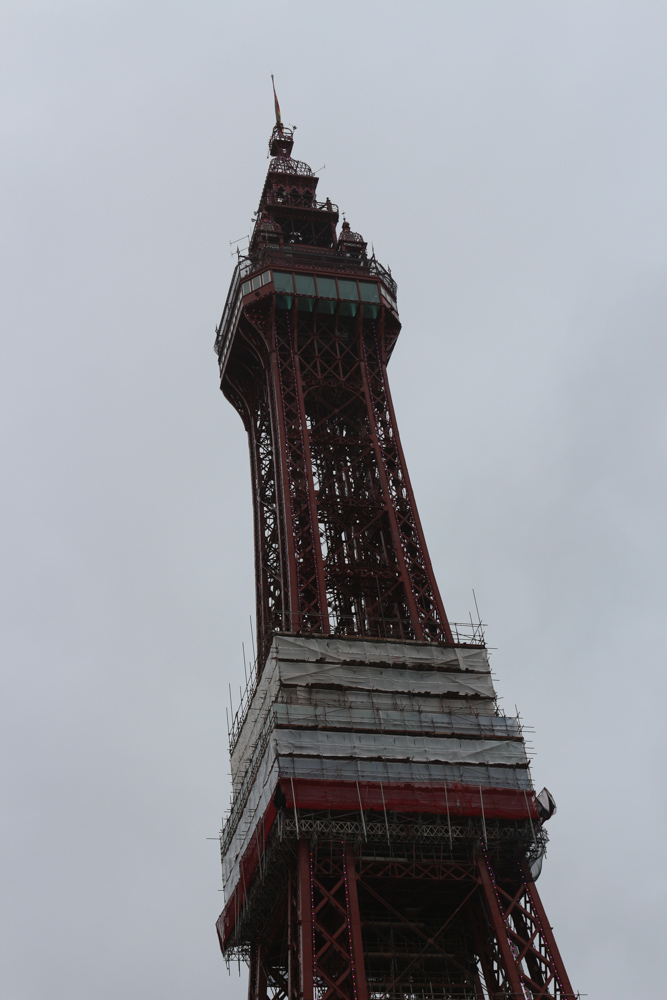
[264,191,339,213]
[213,263,241,355]
[231,246,398,297]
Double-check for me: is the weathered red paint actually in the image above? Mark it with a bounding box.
[217,778,539,949]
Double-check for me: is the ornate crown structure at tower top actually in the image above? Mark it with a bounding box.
[213,117,576,1000]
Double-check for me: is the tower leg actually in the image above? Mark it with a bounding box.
[248,941,268,1000]
[300,840,369,1000]
[298,839,315,1000]
[344,844,369,1000]
[477,853,577,998]
[518,868,577,999]
[477,854,525,997]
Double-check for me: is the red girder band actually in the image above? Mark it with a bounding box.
[217,778,538,950]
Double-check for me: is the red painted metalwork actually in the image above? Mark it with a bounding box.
[282,778,539,819]
[476,852,577,998]
[216,126,453,664]
[344,844,368,1000]
[233,836,576,999]
[217,779,541,951]
[298,840,315,1000]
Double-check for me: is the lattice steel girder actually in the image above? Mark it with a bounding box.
[221,287,454,664]
[476,852,577,999]
[229,838,575,1000]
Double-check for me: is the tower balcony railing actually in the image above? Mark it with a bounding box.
[242,245,398,296]
[214,250,397,359]
[264,191,339,213]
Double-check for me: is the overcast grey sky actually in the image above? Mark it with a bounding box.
[1,2,665,997]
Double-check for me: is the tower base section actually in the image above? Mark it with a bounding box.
[219,635,575,997]
[237,834,575,1000]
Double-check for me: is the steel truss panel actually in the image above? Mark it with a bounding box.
[218,796,546,954]
[232,838,574,1000]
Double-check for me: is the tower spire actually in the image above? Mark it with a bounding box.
[268,75,294,157]
[271,74,282,133]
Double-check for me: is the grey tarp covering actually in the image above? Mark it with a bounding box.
[221,634,528,902]
[270,729,527,766]
[276,660,494,696]
[231,635,497,783]
[265,634,489,670]
[276,686,498,714]
[271,704,520,737]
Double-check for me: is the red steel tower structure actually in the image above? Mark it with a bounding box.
[214,116,576,999]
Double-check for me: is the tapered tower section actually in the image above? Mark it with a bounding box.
[214,121,576,999]
[217,124,451,664]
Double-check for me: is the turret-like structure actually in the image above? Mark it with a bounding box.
[214,116,576,1000]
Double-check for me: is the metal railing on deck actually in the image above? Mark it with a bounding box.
[264,191,339,213]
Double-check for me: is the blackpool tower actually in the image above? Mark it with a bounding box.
[214,101,576,999]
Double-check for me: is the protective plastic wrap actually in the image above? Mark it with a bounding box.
[266,634,489,670]
[272,703,519,737]
[271,728,526,765]
[231,635,497,781]
[221,635,532,913]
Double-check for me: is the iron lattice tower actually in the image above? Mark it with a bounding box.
[214,121,576,1000]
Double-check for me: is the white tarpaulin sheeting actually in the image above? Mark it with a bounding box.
[266,634,490,670]
[276,660,494,696]
[271,703,520,737]
[231,635,497,781]
[269,729,527,766]
[277,686,498,714]
[279,756,531,789]
[222,634,528,901]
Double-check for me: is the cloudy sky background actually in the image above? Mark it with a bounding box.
[2,2,665,997]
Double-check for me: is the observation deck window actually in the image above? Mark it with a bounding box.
[337,279,359,301]
[273,271,294,293]
[242,271,272,297]
[358,281,380,303]
[294,274,316,296]
[316,276,337,298]
[267,272,384,317]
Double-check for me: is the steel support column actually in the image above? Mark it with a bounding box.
[298,839,314,1000]
[519,868,576,998]
[477,853,526,997]
[343,844,368,1000]
[248,941,268,1000]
